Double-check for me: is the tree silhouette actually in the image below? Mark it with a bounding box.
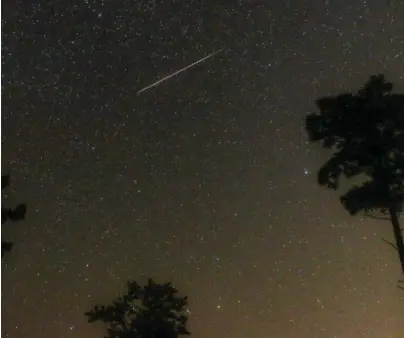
[2,174,27,257]
[305,74,404,274]
[85,278,191,338]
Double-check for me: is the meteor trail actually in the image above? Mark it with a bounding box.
[136,49,222,94]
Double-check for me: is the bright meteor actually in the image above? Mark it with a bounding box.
[136,49,222,94]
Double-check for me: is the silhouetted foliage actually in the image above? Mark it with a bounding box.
[1,174,27,257]
[306,74,404,274]
[85,278,190,338]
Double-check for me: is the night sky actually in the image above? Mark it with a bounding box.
[2,0,404,337]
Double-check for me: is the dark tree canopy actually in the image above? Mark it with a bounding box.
[85,278,190,338]
[305,74,404,273]
[1,174,27,257]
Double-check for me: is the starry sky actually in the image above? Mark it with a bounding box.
[2,0,404,337]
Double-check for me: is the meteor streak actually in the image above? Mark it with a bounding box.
[136,49,222,94]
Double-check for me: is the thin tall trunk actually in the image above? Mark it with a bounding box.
[389,205,404,275]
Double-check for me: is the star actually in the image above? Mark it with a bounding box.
[2,1,403,338]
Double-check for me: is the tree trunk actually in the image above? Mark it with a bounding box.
[389,205,404,275]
